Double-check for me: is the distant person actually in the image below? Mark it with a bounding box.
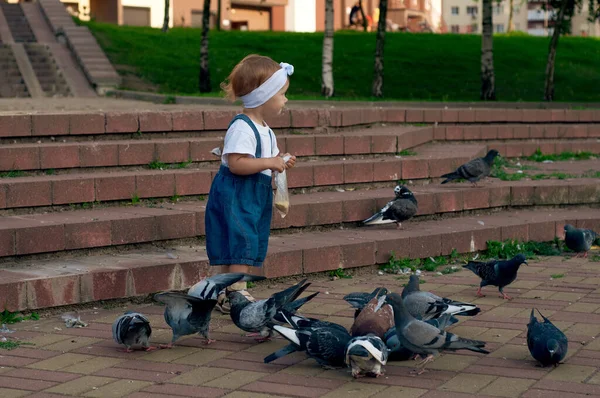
[205,55,297,314]
[349,2,361,26]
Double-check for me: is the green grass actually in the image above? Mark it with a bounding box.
[81,20,600,102]
[526,149,598,162]
[131,193,140,205]
[328,268,352,279]
[0,309,40,324]
[590,255,600,262]
[397,149,417,156]
[484,238,562,260]
[0,170,26,178]
[550,273,564,279]
[531,172,574,180]
[148,160,167,170]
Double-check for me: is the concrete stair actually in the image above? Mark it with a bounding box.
[23,44,71,97]
[0,106,599,311]
[0,44,30,98]
[0,2,36,43]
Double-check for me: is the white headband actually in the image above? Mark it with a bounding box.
[240,62,294,109]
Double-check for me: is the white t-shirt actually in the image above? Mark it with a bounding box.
[222,118,279,177]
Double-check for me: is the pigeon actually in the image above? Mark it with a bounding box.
[112,311,156,353]
[384,313,458,361]
[229,278,311,342]
[463,254,528,300]
[440,149,499,186]
[153,291,218,348]
[385,293,489,374]
[402,274,480,320]
[345,335,389,378]
[362,185,418,229]
[350,294,394,340]
[564,224,598,258]
[188,273,266,300]
[527,308,568,367]
[282,313,349,334]
[274,291,320,324]
[343,287,389,319]
[266,322,351,368]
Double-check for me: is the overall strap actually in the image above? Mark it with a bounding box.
[228,114,262,159]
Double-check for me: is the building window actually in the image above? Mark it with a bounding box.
[495,24,505,33]
[493,5,504,15]
[471,23,478,33]
[451,6,459,15]
[451,25,460,33]
[467,6,478,16]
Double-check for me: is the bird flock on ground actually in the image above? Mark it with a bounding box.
[112,149,597,377]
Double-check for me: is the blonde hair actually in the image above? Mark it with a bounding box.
[221,54,282,102]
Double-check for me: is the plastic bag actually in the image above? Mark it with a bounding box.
[274,155,291,218]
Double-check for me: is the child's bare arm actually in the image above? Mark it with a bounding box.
[228,154,286,175]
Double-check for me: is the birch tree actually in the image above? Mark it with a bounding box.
[321,0,334,97]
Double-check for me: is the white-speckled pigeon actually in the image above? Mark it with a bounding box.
[112,311,156,353]
[440,149,499,186]
[362,185,418,229]
[463,253,528,300]
[527,308,568,367]
[564,224,598,258]
[345,334,389,378]
[402,274,480,319]
[229,278,310,342]
[153,291,218,348]
[266,321,351,367]
[188,273,266,300]
[385,293,489,374]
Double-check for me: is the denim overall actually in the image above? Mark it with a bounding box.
[205,114,274,267]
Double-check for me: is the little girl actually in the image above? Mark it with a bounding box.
[205,54,297,314]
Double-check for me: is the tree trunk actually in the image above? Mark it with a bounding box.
[199,0,211,93]
[161,0,170,32]
[321,0,335,97]
[372,0,387,97]
[217,0,221,31]
[507,0,514,32]
[544,0,568,101]
[359,0,368,31]
[480,0,496,100]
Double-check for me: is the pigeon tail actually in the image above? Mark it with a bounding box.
[440,171,460,184]
[362,212,393,225]
[271,279,309,309]
[264,344,298,363]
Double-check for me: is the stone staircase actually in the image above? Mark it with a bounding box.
[0,2,36,43]
[23,43,71,97]
[0,107,598,311]
[0,44,30,97]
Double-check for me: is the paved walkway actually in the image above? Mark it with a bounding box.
[1,254,599,398]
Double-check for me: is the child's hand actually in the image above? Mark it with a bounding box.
[269,156,286,173]
[282,153,297,169]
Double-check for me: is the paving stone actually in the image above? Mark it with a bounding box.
[60,357,125,374]
[425,354,480,371]
[27,353,94,371]
[169,367,232,385]
[565,303,600,313]
[377,386,428,398]
[544,364,597,382]
[204,370,267,389]
[319,382,388,398]
[43,337,102,352]
[479,377,536,397]
[439,373,498,393]
[83,379,152,397]
[223,392,293,398]
[489,344,531,360]
[172,349,232,366]
[476,328,523,344]
[44,375,116,395]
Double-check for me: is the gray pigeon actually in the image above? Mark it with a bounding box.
[402,274,480,319]
[463,253,528,300]
[385,293,489,374]
[229,278,310,342]
[153,291,218,348]
[384,313,457,361]
[112,311,155,353]
[188,273,266,300]
[362,186,418,229]
[345,335,389,378]
[564,224,598,258]
[440,149,499,186]
[266,321,351,368]
[343,287,389,319]
[527,308,568,367]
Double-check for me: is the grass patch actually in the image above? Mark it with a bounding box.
[131,193,140,205]
[550,273,564,279]
[0,170,26,178]
[328,268,352,279]
[45,169,56,175]
[527,149,597,162]
[590,255,600,262]
[397,149,417,156]
[484,238,562,260]
[247,281,256,289]
[490,156,530,181]
[0,309,40,324]
[148,160,168,170]
[81,20,600,102]
[531,172,574,180]
[175,160,192,169]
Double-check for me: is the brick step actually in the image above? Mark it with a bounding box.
[0,144,485,209]
[0,125,432,171]
[2,207,598,311]
[3,108,600,139]
[1,178,598,259]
